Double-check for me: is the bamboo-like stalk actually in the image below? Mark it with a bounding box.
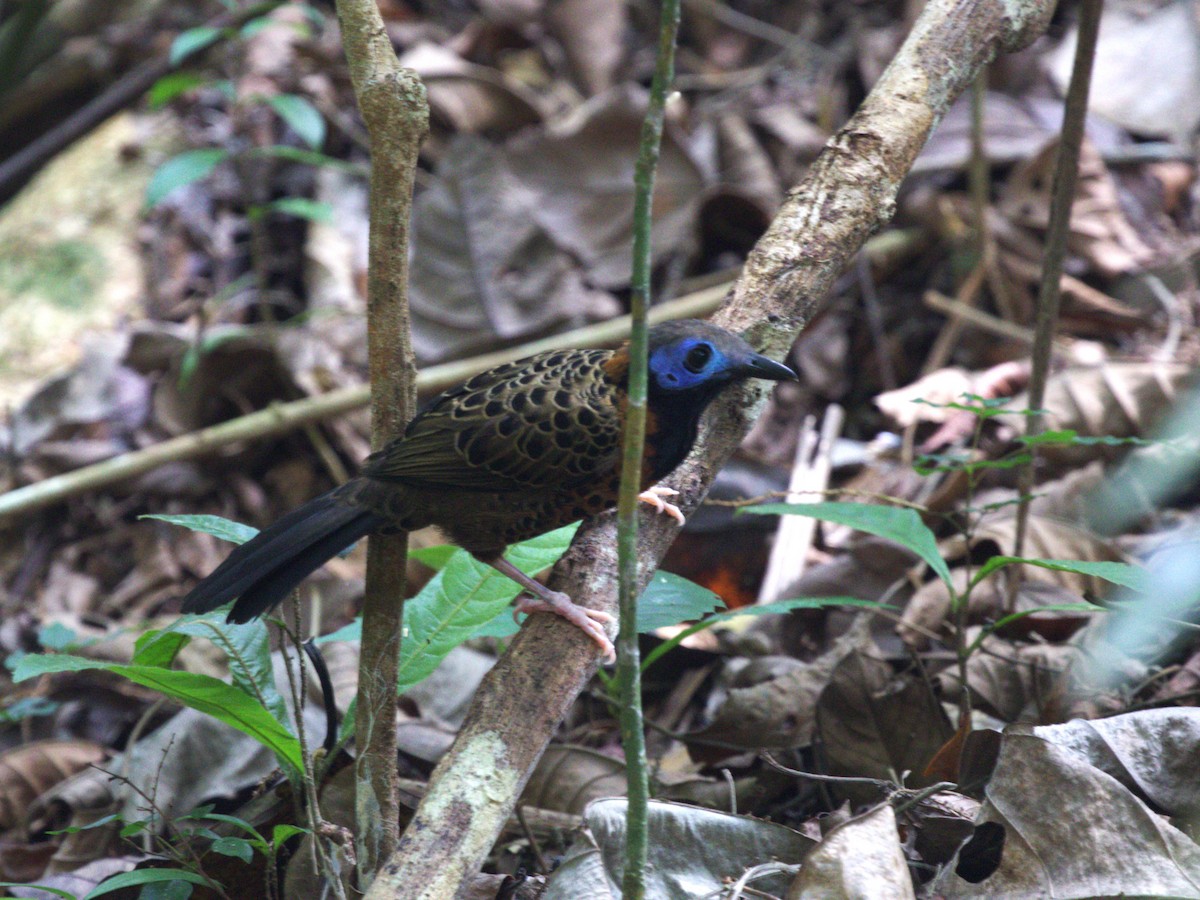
[615,1,682,896]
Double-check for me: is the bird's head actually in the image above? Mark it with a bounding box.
[646,319,797,395]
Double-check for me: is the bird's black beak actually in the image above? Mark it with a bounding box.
[740,353,798,382]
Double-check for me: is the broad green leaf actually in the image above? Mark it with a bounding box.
[141,513,258,545]
[740,502,951,587]
[164,618,286,723]
[239,16,272,38]
[266,197,332,223]
[394,524,579,692]
[148,72,204,108]
[970,557,1149,593]
[182,811,266,846]
[84,868,210,899]
[13,656,301,779]
[146,149,228,207]
[641,597,886,672]
[141,877,194,899]
[267,94,325,149]
[132,629,190,669]
[211,836,254,862]
[636,571,725,632]
[409,544,458,570]
[169,26,221,65]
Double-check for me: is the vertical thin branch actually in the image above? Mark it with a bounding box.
[333,0,428,887]
[1011,0,1102,586]
[616,2,681,897]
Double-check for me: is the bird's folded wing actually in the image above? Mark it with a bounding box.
[361,348,624,492]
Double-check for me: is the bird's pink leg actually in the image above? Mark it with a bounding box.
[486,555,616,662]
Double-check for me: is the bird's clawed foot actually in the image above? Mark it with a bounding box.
[514,591,616,663]
[638,486,686,525]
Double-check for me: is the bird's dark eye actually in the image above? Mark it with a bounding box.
[683,344,712,373]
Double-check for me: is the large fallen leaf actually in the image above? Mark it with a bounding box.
[816,652,953,804]
[408,135,618,363]
[936,712,1200,897]
[505,85,708,288]
[0,741,108,833]
[542,799,813,899]
[786,804,914,899]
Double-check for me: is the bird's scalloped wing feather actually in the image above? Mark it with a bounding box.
[361,349,624,492]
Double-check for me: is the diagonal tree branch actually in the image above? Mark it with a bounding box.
[367,0,1057,896]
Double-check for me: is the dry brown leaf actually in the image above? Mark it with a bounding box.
[0,740,108,834]
[786,804,914,899]
[815,652,953,805]
[544,0,627,97]
[1000,362,1196,457]
[505,85,709,289]
[398,43,545,134]
[1000,139,1156,277]
[521,745,626,814]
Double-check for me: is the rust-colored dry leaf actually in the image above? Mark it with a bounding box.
[0,740,108,833]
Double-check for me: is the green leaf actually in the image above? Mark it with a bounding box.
[142,513,258,545]
[272,823,310,845]
[138,878,193,900]
[970,557,1149,593]
[250,144,366,173]
[266,94,325,149]
[239,16,272,38]
[409,544,458,570]
[210,836,255,863]
[148,72,205,108]
[740,502,951,587]
[266,197,332,223]
[38,622,77,650]
[169,26,221,65]
[393,524,580,692]
[14,656,302,780]
[165,618,287,723]
[641,597,886,671]
[636,571,725,632]
[132,629,191,669]
[84,868,210,899]
[181,811,266,846]
[0,696,59,721]
[146,149,228,207]
[0,883,75,899]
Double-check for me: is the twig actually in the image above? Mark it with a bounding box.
[1011,0,1103,602]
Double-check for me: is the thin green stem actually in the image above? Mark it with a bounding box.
[616,2,681,897]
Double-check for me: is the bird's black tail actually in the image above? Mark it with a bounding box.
[179,489,383,623]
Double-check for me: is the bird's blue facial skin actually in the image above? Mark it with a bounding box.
[650,338,732,391]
